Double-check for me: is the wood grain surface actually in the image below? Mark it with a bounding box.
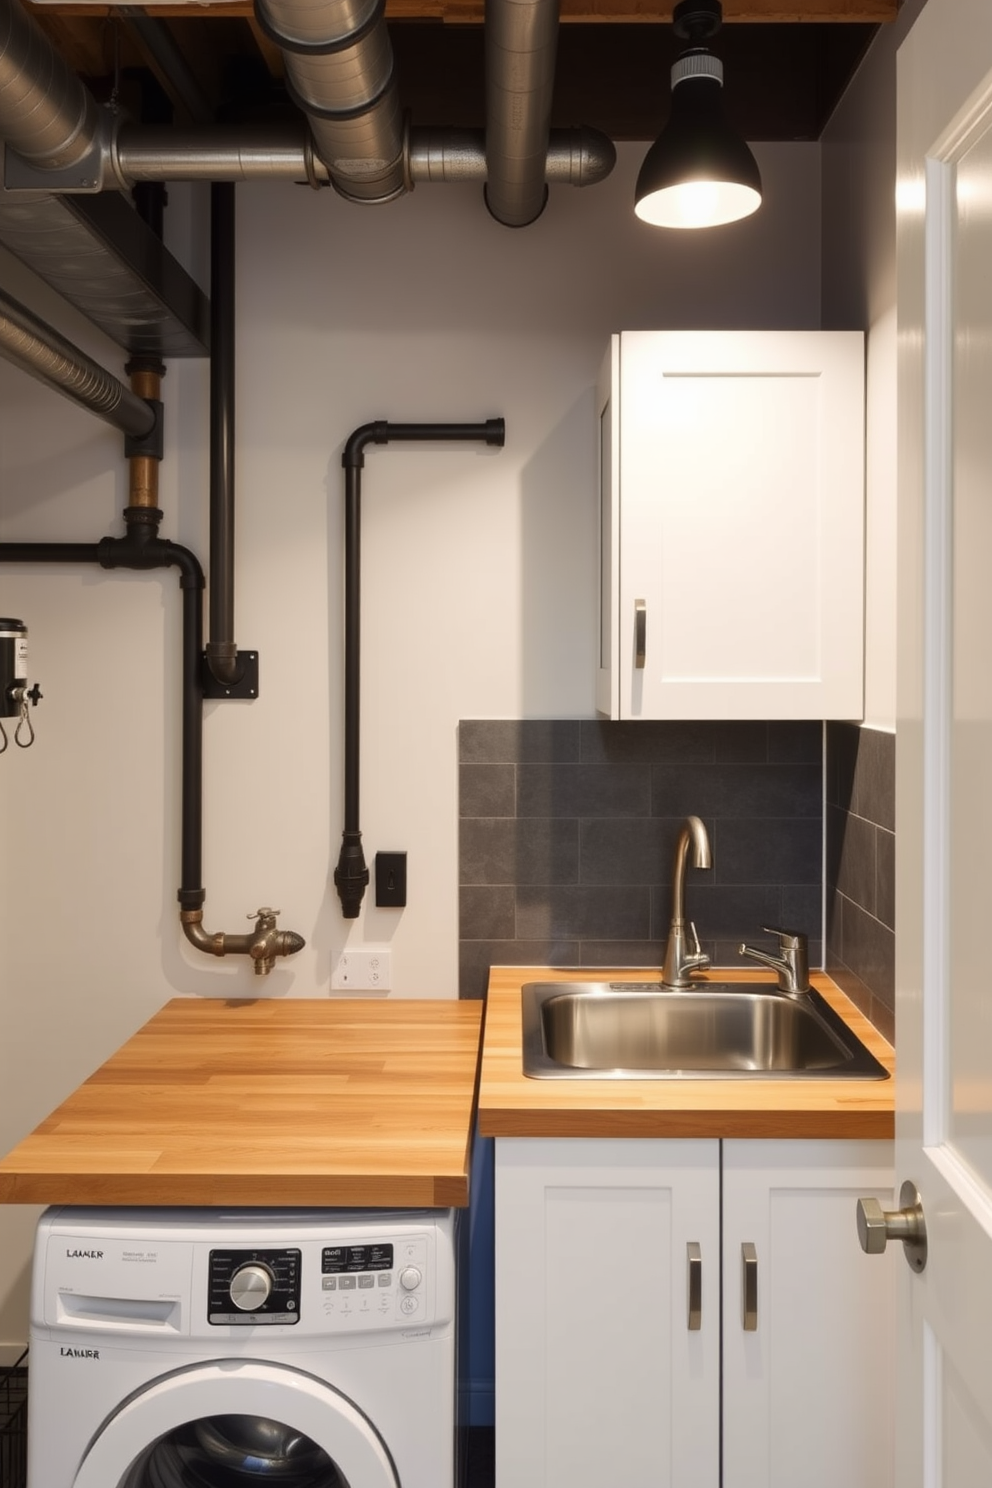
[478,967,894,1139]
[0,998,483,1208]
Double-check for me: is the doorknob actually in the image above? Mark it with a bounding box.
[856,1179,928,1273]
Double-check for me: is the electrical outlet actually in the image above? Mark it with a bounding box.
[331,947,392,991]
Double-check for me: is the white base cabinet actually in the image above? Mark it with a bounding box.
[596,331,865,720]
[494,1137,895,1488]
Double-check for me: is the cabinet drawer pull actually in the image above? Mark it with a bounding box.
[634,599,646,668]
[687,1241,702,1330]
[741,1242,758,1331]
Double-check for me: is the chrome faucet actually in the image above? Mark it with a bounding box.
[661,815,712,988]
[738,926,810,994]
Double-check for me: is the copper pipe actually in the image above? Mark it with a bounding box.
[126,358,165,509]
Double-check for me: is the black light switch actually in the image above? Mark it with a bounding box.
[375,851,407,908]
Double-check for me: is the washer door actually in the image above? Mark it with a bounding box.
[73,1361,400,1488]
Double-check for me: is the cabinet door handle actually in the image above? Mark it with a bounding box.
[634,599,646,668]
[741,1242,758,1331]
[687,1241,702,1330]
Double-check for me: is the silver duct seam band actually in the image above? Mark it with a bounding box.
[253,0,385,58]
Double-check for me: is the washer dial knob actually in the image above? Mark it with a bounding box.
[229,1262,274,1310]
[399,1265,422,1292]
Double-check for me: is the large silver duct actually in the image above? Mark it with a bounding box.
[109,122,615,190]
[0,0,102,182]
[254,0,406,204]
[0,0,614,212]
[0,279,155,436]
[485,0,560,227]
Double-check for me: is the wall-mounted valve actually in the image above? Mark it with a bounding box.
[180,904,306,975]
[0,618,42,752]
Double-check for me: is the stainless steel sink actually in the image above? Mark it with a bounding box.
[521,981,890,1080]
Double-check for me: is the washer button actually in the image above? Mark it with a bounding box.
[399,1266,422,1291]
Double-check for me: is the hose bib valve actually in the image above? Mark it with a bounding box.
[180,903,306,974]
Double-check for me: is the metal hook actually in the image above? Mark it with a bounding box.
[14,699,34,748]
[0,719,7,754]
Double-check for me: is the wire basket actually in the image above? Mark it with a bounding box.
[0,1350,26,1488]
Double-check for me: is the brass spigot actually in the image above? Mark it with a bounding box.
[180,904,306,974]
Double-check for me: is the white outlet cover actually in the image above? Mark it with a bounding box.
[331,948,392,991]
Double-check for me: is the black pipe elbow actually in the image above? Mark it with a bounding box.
[334,832,370,918]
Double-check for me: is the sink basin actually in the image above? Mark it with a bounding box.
[521,981,890,1080]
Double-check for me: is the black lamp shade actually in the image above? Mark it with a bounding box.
[635,68,762,229]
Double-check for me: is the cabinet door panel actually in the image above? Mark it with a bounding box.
[495,1137,720,1488]
[722,1139,896,1488]
[598,330,865,721]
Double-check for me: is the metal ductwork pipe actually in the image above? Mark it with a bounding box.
[484,0,560,227]
[253,0,405,204]
[110,122,616,190]
[0,283,156,438]
[0,0,101,172]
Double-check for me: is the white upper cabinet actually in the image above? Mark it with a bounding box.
[596,331,865,720]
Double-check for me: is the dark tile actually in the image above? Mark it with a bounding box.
[834,810,876,916]
[579,719,718,764]
[779,884,823,941]
[651,762,822,819]
[458,720,581,763]
[458,940,581,998]
[459,886,516,941]
[826,960,895,1045]
[517,762,650,818]
[825,803,844,892]
[650,882,784,942]
[855,727,895,831]
[515,885,651,941]
[827,958,873,1021]
[875,827,895,931]
[460,763,515,818]
[715,818,822,886]
[579,818,667,885]
[579,941,665,968]
[827,720,860,810]
[768,721,823,764]
[714,722,769,762]
[459,818,579,887]
[460,818,516,885]
[838,897,895,1009]
[825,880,843,960]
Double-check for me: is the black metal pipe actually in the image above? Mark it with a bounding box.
[0,534,207,907]
[333,417,506,918]
[205,181,240,687]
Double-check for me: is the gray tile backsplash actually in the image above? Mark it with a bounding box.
[825,723,896,1043]
[458,720,825,1000]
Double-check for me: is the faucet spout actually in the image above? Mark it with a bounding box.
[661,815,712,989]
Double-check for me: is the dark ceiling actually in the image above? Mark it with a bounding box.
[24,2,894,144]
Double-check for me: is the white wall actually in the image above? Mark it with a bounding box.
[821,0,930,730]
[0,141,820,1349]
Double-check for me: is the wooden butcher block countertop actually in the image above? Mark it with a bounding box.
[0,998,483,1209]
[478,967,894,1140]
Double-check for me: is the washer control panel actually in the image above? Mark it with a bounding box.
[208,1248,301,1325]
[318,1234,431,1329]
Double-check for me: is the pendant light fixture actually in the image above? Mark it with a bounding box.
[634,0,762,230]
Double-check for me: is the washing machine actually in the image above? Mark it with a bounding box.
[28,1206,458,1488]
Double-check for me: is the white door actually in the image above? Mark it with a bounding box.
[896,1,992,1480]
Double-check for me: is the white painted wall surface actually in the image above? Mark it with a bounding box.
[0,141,819,1348]
[820,0,930,731]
